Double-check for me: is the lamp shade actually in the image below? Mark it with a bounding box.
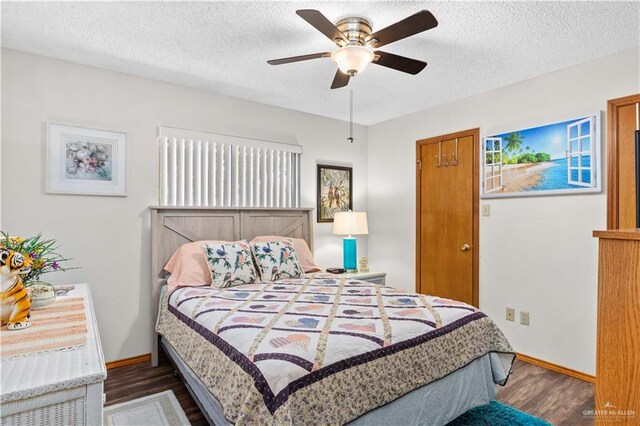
[333,212,368,236]
[331,46,374,76]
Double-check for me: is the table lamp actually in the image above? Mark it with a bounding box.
[333,211,368,272]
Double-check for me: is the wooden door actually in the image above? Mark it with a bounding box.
[416,129,479,306]
[607,94,640,229]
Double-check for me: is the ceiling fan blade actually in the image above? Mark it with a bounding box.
[296,9,349,45]
[366,10,438,48]
[330,69,350,89]
[267,52,332,65]
[372,51,427,75]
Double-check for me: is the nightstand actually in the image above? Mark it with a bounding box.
[341,271,386,286]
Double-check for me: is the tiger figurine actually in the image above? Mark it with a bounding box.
[1,247,32,330]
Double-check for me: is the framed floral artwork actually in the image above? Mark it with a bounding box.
[317,164,353,222]
[46,123,126,196]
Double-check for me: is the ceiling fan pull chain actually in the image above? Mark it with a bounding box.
[347,89,354,143]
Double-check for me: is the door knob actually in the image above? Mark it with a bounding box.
[461,244,471,252]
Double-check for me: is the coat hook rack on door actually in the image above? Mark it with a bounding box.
[435,138,459,167]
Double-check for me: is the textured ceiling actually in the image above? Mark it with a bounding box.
[2,1,639,125]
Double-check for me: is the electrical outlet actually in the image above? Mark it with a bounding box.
[506,307,515,322]
[520,311,530,326]
[482,204,491,217]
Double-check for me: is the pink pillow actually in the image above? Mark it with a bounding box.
[250,236,321,273]
[164,240,228,291]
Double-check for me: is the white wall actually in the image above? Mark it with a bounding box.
[4,46,639,371]
[1,49,368,362]
[367,48,640,375]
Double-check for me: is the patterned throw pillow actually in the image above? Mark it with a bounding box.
[251,240,304,281]
[202,241,259,288]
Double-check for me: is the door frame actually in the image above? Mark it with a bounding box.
[606,93,640,229]
[415,128,480,307]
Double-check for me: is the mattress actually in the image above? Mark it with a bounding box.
[162,336,508,426]
[156,278,514,425]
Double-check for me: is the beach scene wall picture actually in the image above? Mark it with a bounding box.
[482,114,600,198]
[47,123,127,196]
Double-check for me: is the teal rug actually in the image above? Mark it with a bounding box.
[448,401,551,426]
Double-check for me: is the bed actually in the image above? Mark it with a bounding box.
[150,207,514,425]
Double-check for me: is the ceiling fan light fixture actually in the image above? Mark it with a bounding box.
[331,45,374,76]
[269,9,438,88]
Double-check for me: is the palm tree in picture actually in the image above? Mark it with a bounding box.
[504,132,524,154]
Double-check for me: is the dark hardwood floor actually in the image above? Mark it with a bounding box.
[105,350,208,426]
[105,350,594,425]
[496,360,595,426]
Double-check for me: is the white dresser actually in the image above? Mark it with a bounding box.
[1,284,107,425]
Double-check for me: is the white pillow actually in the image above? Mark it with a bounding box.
[202,240,259,288]
[251,240,304,281]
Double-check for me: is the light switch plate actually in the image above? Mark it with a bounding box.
[520,311,530,326]
[506,307,515,322]
[482,204,491,217]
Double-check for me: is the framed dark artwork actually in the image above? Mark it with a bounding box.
[317,164,353,222]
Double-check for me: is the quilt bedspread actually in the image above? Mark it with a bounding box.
[157,277,514,425]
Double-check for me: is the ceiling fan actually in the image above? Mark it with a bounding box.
[267,9,438,89]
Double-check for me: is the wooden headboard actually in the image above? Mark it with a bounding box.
[149,206,314,365]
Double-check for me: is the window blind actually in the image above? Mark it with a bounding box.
[158,127,301,208]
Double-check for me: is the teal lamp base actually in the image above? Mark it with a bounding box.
[343,236,357,272]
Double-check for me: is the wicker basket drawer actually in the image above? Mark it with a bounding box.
[2,387,85,425]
